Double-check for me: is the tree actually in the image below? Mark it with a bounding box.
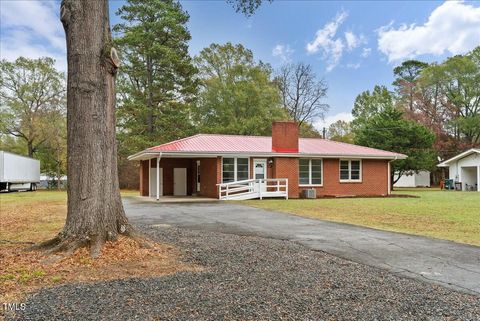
[38,0,132,257]
[275,62,329,127]
[299,122,322,138]
[354,107,436,187]
[113,0,198,189]
[351,85,393,128]
[113,0,198,158]
[327,120,354,143]
[194,43,286,135]
[36,111,67,190]
[420,47,480,145]
[226,0,271,16]
[393,60,429,111]
[0,134,27,156]
[0,57,65,157]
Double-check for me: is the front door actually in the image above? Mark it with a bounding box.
[253,159,267,193]
[173,168,187,196]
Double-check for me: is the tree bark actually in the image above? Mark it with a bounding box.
[27,140,34,157]
[40,0,132,257]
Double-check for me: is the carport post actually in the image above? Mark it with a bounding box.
[156,153,162,201]
[477,166,480,192]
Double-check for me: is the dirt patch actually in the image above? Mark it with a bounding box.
[0,191,199,316]
[0,236,198,306]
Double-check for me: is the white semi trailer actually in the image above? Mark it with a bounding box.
[0,151,40,192]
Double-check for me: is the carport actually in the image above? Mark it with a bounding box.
[127,151,220,200]
[438,148,480,191]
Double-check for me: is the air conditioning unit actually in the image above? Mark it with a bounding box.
[302,189,316,199]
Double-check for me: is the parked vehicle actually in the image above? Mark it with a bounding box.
[0,151,40,192]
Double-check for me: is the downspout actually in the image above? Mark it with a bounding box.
[156,152,162,201]
[388,156,398,195]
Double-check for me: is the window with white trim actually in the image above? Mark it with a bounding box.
[222,157,249,183]
[299,159,322,185]
[339,160,362,182]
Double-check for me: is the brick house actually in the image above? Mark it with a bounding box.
[128,122,406,200]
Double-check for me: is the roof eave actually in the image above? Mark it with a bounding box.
[436,148,480,167]
[128,150,407,160]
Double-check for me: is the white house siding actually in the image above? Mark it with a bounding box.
[394,171,430,188]
[447,153,480,191]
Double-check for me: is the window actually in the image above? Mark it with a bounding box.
[299,159,323,185]
[222,157,249,183]
[222,158,235,183]
[237,158,249,181]
[339,160,362,182]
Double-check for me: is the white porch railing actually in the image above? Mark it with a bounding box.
[217,178,288,200]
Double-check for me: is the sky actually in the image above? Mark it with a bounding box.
[1,0,480,131]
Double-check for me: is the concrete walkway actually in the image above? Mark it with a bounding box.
[124,198,480,295]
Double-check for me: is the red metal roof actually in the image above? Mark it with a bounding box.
[143,134,405,158]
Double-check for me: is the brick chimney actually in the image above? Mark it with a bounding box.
[271,121,299,153]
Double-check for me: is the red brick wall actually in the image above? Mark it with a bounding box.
[272,121,299,153]
[139,156,389,198]
[273,157,299,198]
[139,160,149,196]
[273,157,389,198]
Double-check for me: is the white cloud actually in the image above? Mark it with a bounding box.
[378,1,480,62]
[344,31,366,50]
[314,112,354,129]
[0,1,66,70]
[361,47,372,58]
[306,11,348,72]
[272,44,294,63]
[306,12,368,72]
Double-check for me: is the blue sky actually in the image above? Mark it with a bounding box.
[2,0,480,129]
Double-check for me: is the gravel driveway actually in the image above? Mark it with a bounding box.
[10,224,480,321]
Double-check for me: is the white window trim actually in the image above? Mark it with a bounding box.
[299,158,323,187]
[339,159,362,183]
[221,157,250,183]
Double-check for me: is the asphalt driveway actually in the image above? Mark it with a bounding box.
[124,197,480,295]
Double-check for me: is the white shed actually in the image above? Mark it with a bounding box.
[394,171,430,188]
[438,148,480,192]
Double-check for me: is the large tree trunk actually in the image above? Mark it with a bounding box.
[41,0,132,257]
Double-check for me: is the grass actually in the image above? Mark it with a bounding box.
[0,190,197,309]
[240,188,480,246]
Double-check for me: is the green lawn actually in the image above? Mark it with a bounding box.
[241,188,480,246]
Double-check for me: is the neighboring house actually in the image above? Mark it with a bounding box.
[39,174,68,189]
[438,148,480,192]
[128,122,406,200]
[394,171,431,188]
